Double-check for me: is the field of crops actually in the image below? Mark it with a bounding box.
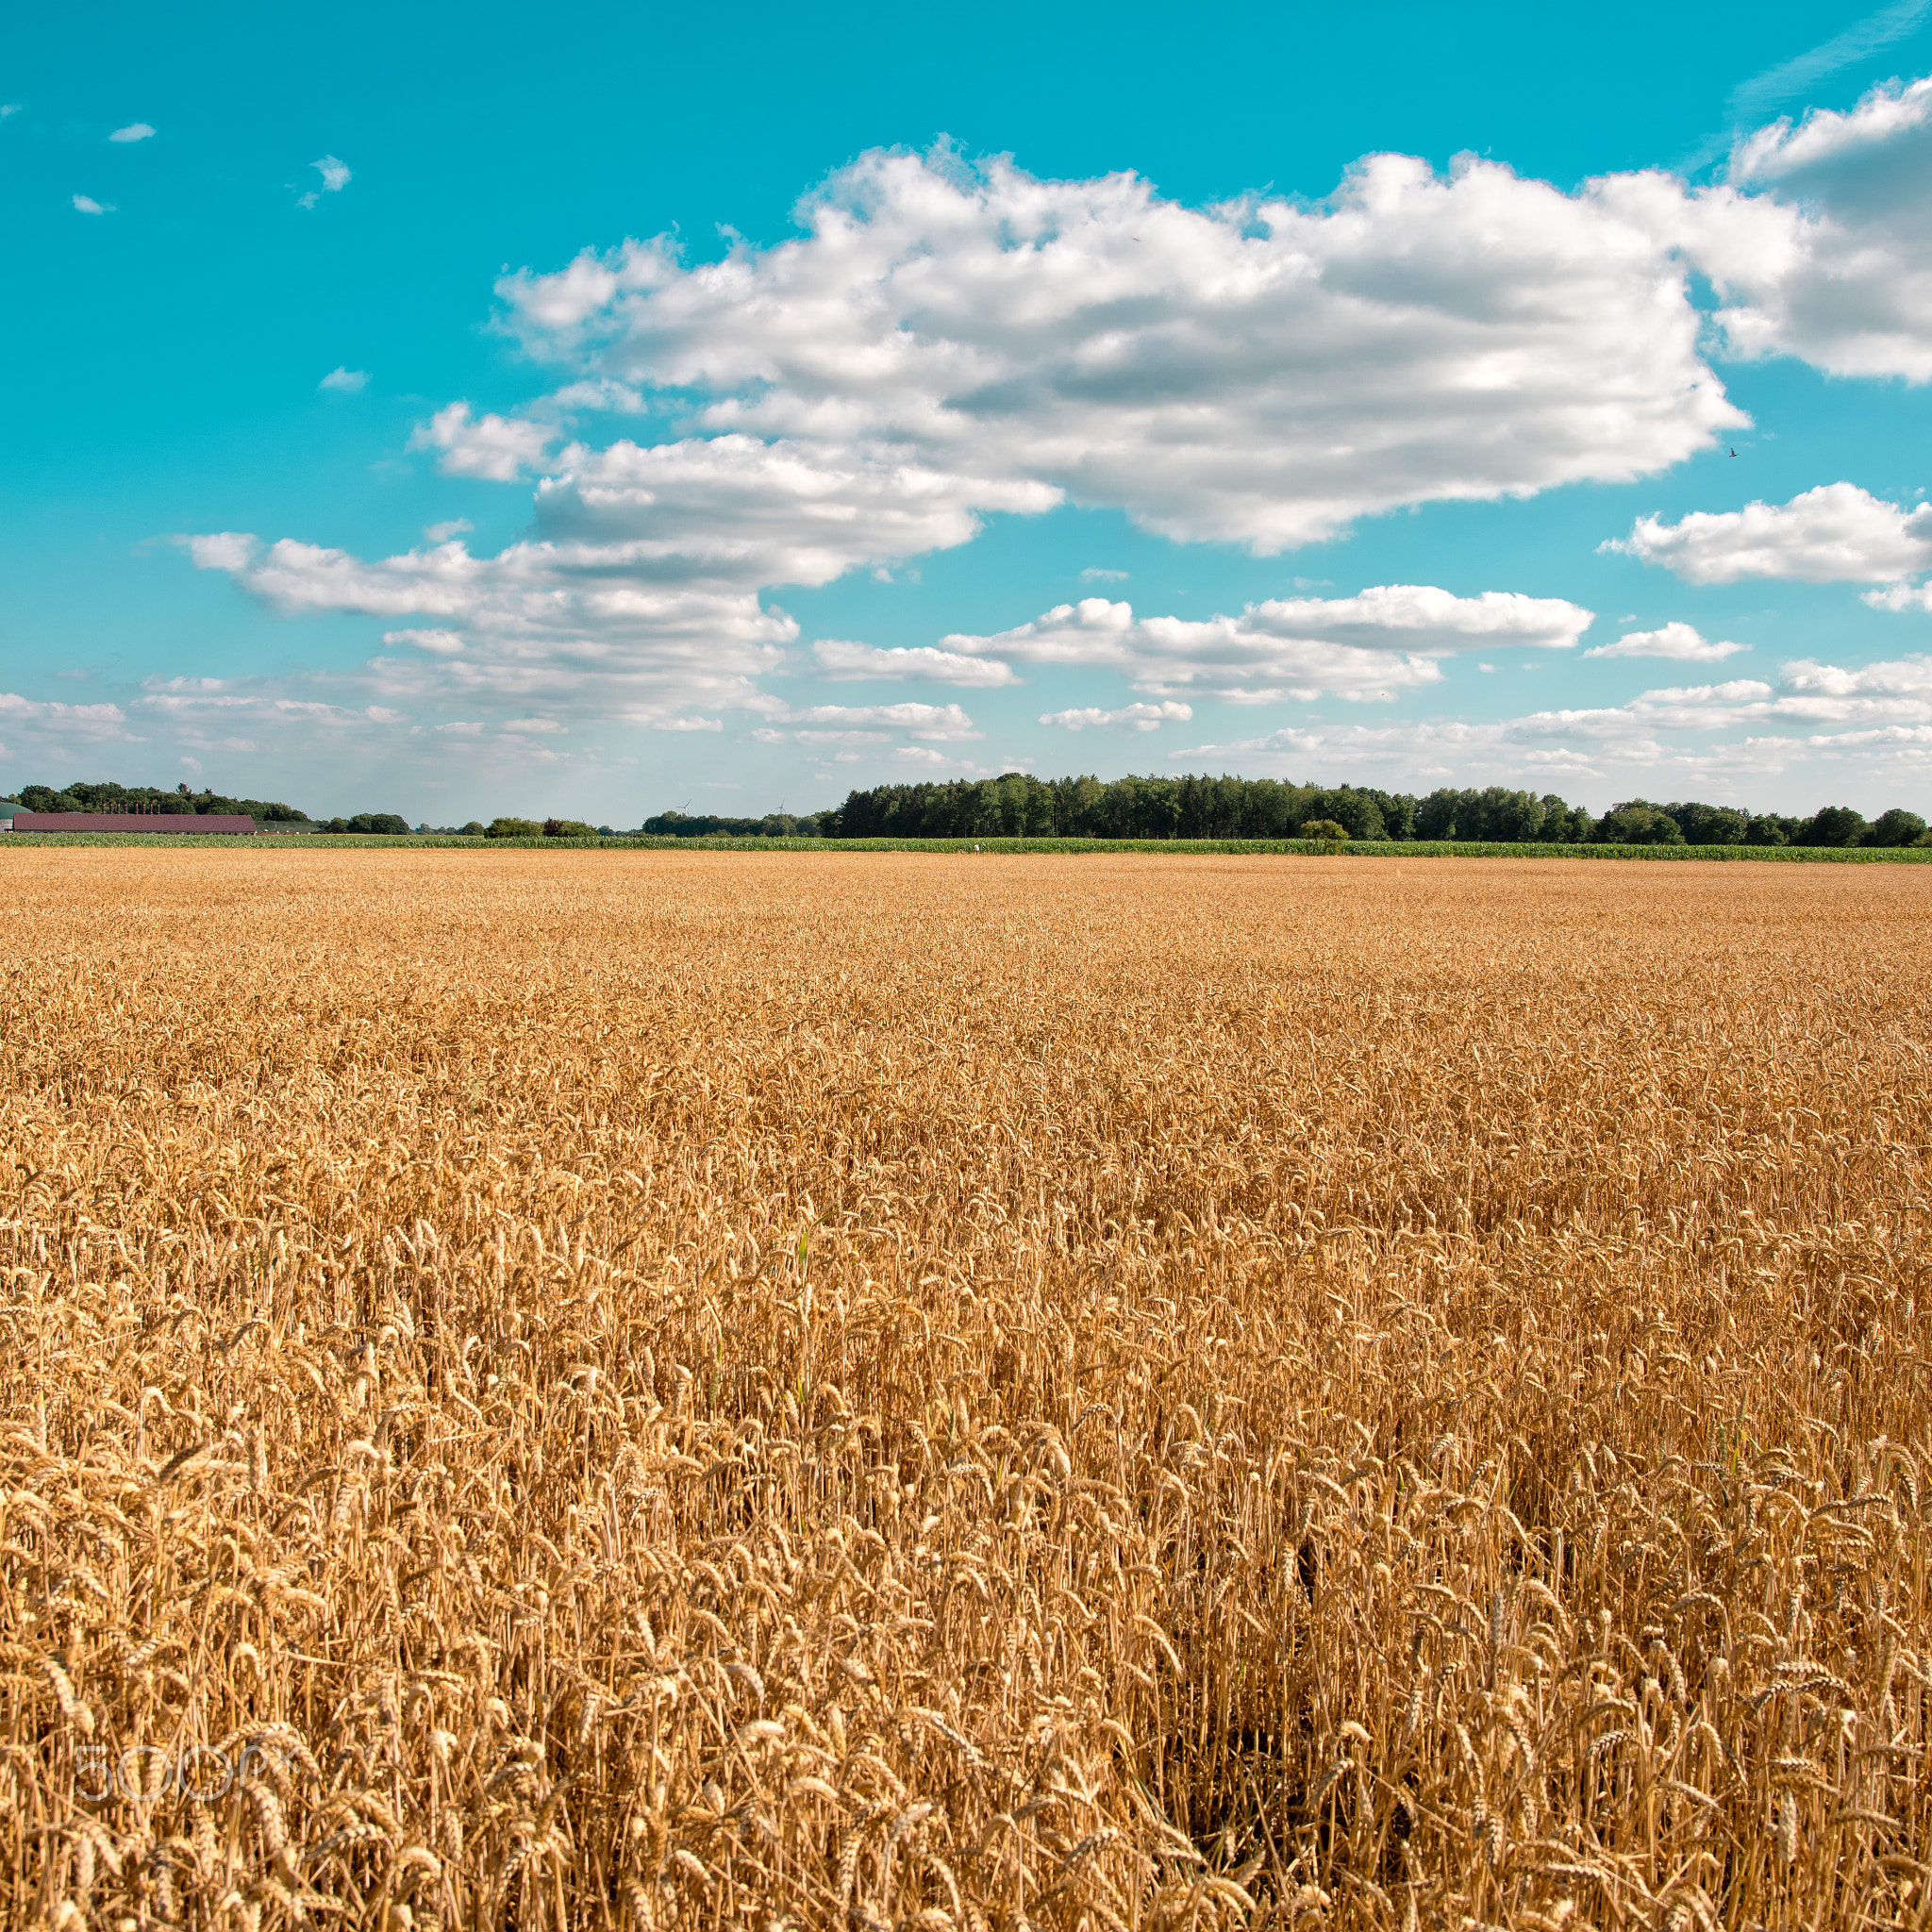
[3,848,1929,1930]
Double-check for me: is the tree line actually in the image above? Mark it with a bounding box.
[654,775,1930,846]
[15,773,1928,846]
[6,781,432,834]
[12,780,308,822]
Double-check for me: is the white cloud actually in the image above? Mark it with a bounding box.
[408,402,557,481]
[424,518,473,542]
[534,434,1055,584]
[1610,483,1932,583]
[1868,579,1932,612]
[497,145,1746,553]
[773,701,979,740]
[941,585,1592,703]
[1168,653,1932,787]
[658,715,723,731]
[810,640,1018,686]
[548,377,647,413]
[1513,679,1780,738]
[1634,75,1932,380]
[1735,70,1932,175]
[1040,701,1192,730]
[320,366,369,393]
[1584,621,1750,660]
[185,529,794,722]
[72,194,112,215]
[1507,657,1932,736]
[1081,568,1129,582]
[1776,654,1932,717]
[1,105,21,120]
[297,156,351,209]
[186,532,259,573]
[0,691,133,741]
[136,685,413,739]
[186,430,1051,724]
[108,122,155,142]
[382,628,465,656]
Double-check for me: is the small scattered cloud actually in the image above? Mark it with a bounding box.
[810,640,1017,687]
[424,519,473,542]
[1039,701,1192,731]
[297,155,351,209]
[548,377,646,414]
[1,105,22,121]
[1609,483,1932,584]
[1080,567,1129,582]
[381,628,465,656]
[658,716,724,731]
[108,122,155,142]
[182,531,258,573]
[72,194,113,215]
[757,701,980,743]
[1869,580,1932,612]
[319,366,369,393]
[1585,621,1751,661]
[408,402,555,481]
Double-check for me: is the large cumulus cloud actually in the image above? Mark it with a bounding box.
[498,146,1744,553]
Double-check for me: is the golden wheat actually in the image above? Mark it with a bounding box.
[1,848,1928,1929]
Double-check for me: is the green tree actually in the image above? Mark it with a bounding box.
[1298,788,1388,839]
[1797,805,1869,847]
[1664,802,1748,845]
[486,817,542,839]
[1864,808,1927,847]
[1413,789,1466,839]
[1594,801,1686,845]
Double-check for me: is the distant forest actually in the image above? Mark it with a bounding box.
[650,774,1932,847]
[11,780,308,823]
[12,772,1927,847]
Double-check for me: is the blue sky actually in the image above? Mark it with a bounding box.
[6,0,1932,824]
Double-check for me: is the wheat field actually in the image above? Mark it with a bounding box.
[2,849,1928,1931]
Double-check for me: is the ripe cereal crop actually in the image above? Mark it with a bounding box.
[2,847,1929,1929]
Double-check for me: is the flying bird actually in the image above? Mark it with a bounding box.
[1729,448,1738,458]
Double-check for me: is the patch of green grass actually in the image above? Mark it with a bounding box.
[4,833,1928,859]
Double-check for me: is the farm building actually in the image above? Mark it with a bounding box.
[9,812,258,835]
